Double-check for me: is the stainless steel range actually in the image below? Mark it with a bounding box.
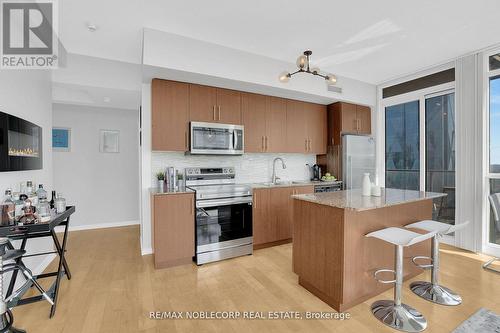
[186,167,253,265]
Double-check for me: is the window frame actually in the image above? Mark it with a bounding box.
[483,48,500,256]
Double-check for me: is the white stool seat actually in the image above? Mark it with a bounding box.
[406,220,469,236]
[366,227,436,247]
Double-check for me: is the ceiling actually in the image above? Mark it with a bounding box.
[59,0,500,84]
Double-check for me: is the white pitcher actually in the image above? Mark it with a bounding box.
[362,173,371,196]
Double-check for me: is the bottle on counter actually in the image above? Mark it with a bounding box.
[14,194,28,219]
[36,184,47,201]
[50,190,56,209]
[55,193,66,214]
[1,189,15,226]
[36,185,50,218]
[26,181,33,195]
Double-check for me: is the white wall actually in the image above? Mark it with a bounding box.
[0,70,54,276]
[52,104,140,230]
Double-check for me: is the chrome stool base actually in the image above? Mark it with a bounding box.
[410,281,462,306]
[371,300,427,333]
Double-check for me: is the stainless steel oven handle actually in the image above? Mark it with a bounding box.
[197,197,252,208]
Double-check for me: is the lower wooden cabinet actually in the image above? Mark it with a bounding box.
[151,193,195,269]
[253,185,314,248]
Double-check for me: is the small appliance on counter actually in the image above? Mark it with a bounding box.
[186,167,253,265]
[306,164,323,181]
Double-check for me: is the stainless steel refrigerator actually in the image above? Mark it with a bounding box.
[342,135,376,189]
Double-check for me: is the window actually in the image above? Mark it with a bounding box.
[488,53,500,246]
[385,101,420,190]
[426,93,455,224]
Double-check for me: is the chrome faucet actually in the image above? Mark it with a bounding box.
[272,157,287,184]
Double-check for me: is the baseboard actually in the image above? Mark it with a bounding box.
[55,220,140,233]
[141,247,153,256]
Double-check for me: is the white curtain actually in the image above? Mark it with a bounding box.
[454,54,484,251]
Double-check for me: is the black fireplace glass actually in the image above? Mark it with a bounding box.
[0,111,43,171]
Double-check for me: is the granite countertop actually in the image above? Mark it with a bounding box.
[150,187,194,195]
[292,188,446,211]
[251,180,343,189]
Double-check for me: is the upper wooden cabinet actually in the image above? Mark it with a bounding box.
[242,93,287,153]
[286,100,327,154]
[307,103,327,154]
[188,84,217,123]
[151,193,195,269]
[151,79,189,152]
[329,102,371,146]
[151,78,327,153]
[286,100,309,153]
[189,84,241,124]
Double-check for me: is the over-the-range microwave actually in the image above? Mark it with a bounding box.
[190,122,244,155]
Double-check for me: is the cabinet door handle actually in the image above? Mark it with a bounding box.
[191,198,194,216]
[185,131,188,150]
[309,139,312,152]
[358,119,361,132]
[265,136,268,151]
[213,106,216,120]
[305,139,308,151]
[218,106,221,121]
[262,136,265,151]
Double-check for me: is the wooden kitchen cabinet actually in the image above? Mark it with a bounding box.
[151,193,195,269]
[242,93,268,152]
[307,103,327,154]
[356,105,371,135]
[216,88,241,124]
[253,188,273,246]
[253,185,315,248]
[151,79,190,151]
[286,100,327,154]
[189,84,217,123]
[286,100,309,153]
[189,84,241,124]
[242,93,287,153]
[329,102,371,146]
[266,97,287,152]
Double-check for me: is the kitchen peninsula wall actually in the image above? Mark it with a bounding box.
[151,152,316,187]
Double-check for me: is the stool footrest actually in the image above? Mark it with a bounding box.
[412,256,433,270]
[374,269,396,284]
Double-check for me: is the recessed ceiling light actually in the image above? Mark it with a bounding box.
[87,23,98,32]
[103,97,111,103]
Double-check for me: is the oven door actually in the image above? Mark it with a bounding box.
[190,122,244,155]
[195,197,252,254]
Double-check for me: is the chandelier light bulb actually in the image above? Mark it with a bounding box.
[296,55,307,69]
[279,71,291,83]
[326,74,337,85]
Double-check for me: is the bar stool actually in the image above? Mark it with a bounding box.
[366,227,437,333]
[405,220,469,306]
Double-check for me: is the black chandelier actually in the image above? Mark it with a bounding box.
[279,50,337,85]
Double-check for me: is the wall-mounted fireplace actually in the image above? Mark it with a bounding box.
[0,111,43,172]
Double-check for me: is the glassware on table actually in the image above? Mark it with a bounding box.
[55,193,66,214]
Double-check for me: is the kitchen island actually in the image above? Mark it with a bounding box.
[292,188,445,312]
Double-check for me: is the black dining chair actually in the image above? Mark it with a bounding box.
[484,194,500,273]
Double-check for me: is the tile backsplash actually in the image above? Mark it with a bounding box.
[151,152,316,186]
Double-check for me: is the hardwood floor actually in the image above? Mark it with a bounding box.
[12,226,500,333]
